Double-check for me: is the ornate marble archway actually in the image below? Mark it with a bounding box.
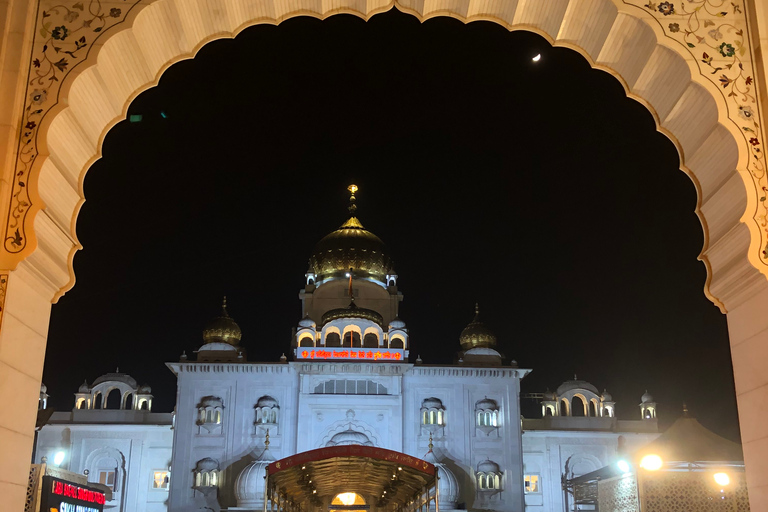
[1,0,768,510]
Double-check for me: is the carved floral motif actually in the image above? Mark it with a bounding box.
[6,0,768,267]
[627,0,768,262]
[6,0,139,254]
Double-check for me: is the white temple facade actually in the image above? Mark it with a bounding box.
[35,189,660,512]
[34,373,174,512]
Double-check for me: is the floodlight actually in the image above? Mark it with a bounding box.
[53,451,65,466]
[640,454,663,471]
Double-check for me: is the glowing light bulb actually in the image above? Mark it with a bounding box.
[714,473,730,486]
[532,54,541,62]
[616,460,630,473]
[53,451,65,466]
[640,454,663,471]
[338,493,356,505]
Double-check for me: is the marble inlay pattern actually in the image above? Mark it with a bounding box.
[5,0,767,301]
[623,0,767,262]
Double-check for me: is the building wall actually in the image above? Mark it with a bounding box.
[35,412,173,512]
[167,362,528,512]
[522,430,659,512]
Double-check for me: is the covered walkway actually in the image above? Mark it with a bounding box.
[265,446,437,512]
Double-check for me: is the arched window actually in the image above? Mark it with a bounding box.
[105,389,121,409]
[77,398,87,410]
[342,331,361,347]
[389,337,404,349]
[589,399,598,417]
[326,332,341,347]
[140,401,149,411]
[193,458,220,490]
[560,399,569,416]
[363,333,378,348]
[94,392,102,410]
[299,335,314,347]
[572,396,586,417]
[420,398,445,428]
[124,393,133,410]
[197,396,224,433]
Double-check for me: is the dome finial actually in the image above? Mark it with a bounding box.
[682,402,689,416]
[222,296,229,316]
[428,433,434,452]
[265,429,270,448]
[348,184,358,215]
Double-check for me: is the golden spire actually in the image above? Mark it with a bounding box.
[265,428,270,448]
[428,433,434,452]
[348,184,358,215]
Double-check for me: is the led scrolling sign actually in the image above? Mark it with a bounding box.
[297,348,405,361]
[40,476,105,512]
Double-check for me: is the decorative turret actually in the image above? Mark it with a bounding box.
[640,390,657,420]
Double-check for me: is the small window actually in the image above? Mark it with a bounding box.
[153,471,170,489]
[524,474,540,494]
[99,470,116,490]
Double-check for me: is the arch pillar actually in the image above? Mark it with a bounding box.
[0,260,56,509]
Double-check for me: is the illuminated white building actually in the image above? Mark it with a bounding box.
[36,190,660,512]
[34,374,174,512]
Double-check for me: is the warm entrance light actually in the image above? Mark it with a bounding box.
[640,454,663,471]
[714,472,730,486]
[337,493,357,505]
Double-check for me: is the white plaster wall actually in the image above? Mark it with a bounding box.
[35,420,173,512]
[521,430,659,511]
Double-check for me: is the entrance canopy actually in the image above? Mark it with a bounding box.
[267,446,436,510]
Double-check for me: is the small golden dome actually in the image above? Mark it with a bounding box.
[459,303,497,350]
[308,216,394,280]
[203,297,242,345]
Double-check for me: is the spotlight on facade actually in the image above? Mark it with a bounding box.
[616,460,630,473]
[714,472,730,486]
[640,454,663,471]
[53,450,65,466]
[532,54,541,62]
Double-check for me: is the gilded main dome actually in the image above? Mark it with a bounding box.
[203,298,242,346]
[308,216,394,280]
[459,304,497,350]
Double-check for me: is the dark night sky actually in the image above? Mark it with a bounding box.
[42,10,739,441]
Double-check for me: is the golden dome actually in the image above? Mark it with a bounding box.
[308,216,394,280]
[459,303,497,350]
[202,297,242,345]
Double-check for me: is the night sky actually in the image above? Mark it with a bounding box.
[41,10,739,441]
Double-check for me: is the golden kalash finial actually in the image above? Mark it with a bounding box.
[428,433,434,452]
[348,184,358,215]
[265,429,270,448]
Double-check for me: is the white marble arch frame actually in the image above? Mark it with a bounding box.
[4,0,768,510]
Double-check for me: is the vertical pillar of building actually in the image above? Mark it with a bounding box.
[726,277,768,509]
[0,262,55,511]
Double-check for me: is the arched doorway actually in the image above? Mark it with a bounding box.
[1,1,768,510]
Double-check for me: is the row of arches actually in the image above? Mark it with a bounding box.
[76,390,150,411]
[298,331,405,349]
[543,396,611,418]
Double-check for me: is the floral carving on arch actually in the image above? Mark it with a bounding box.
[7,0,767,312]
